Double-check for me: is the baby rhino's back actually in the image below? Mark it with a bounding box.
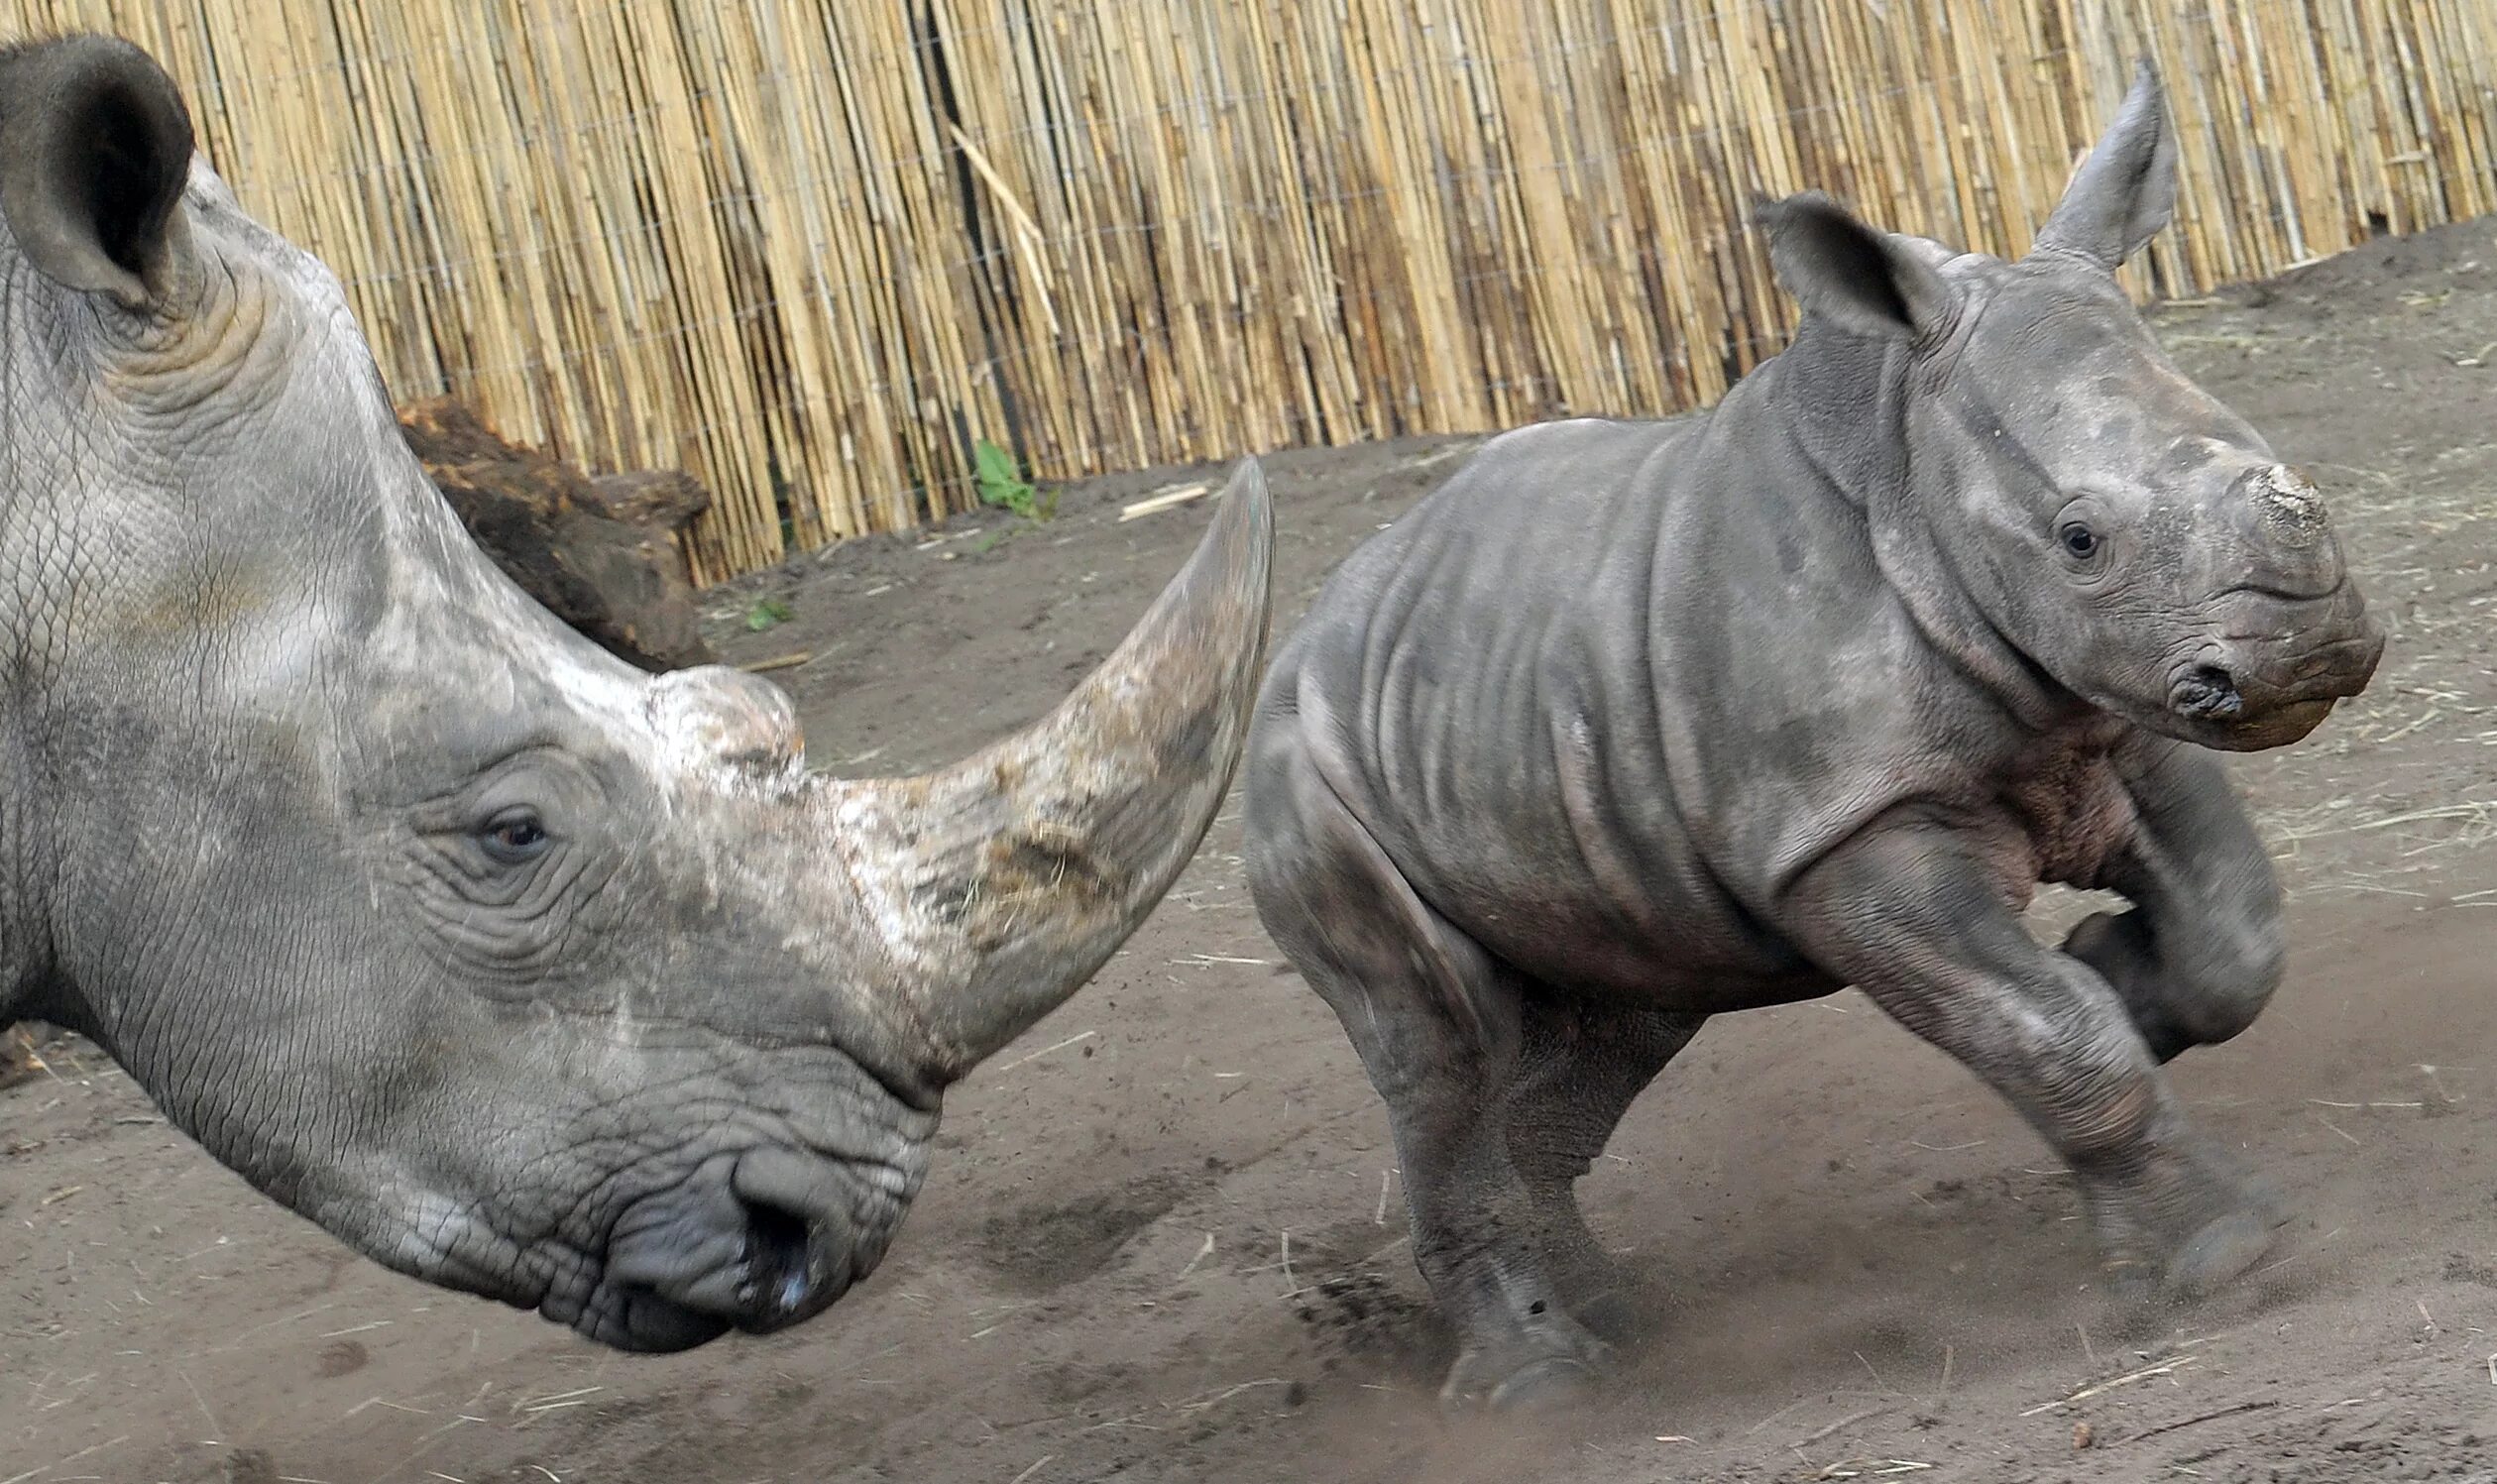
[1261,417,1821,1004]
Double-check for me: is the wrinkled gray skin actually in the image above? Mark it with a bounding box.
[1244,63,2385,1411]
[0,36,1271,1352]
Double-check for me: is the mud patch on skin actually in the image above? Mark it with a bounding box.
[975,1171,1192,1289]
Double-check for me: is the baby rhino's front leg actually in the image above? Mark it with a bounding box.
[2059,743,2287,1065]
[1786,817,2283,1307]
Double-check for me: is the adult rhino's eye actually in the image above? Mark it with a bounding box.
[2059,521,2101,559]
[479,809,550,865]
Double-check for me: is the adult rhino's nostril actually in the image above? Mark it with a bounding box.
[600,1147,855,1345]
[2174,665,2243,720]
[733,1193,819,1318]
[727,1145,855,1331]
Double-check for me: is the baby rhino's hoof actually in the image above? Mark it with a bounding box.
[2102,1205,2280,1332]
[2154,1165,2293,1303]
[1440,1352,1604,1414]
[1438,1313,1616,1413]
[2163,1208,2277,1301]
[1486,1356,1602,1412]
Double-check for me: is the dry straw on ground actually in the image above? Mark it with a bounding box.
[5,1,2493,581]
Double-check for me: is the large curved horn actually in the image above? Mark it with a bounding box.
[814,457,1273,1082]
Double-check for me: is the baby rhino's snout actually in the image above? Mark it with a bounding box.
[2172,465,2384,748]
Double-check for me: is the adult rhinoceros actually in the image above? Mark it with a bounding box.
[1244,63,2383,1409]
[0,35,1270,1351]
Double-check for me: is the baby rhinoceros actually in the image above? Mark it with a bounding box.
[1243,61,2383,1410]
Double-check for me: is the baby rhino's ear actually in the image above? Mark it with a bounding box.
[1756,190,1956,342]
[2029,58,2178,272]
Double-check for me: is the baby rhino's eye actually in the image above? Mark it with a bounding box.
[2059,521,2100,559]
[479,808,550,864]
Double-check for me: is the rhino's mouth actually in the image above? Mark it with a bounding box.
[2155,628,2382,752]
[2186,697,2340,751]
[366,1128,917,1353]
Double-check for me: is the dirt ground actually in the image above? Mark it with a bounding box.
[8,216,2497,1484]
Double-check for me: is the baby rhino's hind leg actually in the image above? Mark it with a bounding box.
[1503,995,1705,1342]
[1246,742,1629,1410]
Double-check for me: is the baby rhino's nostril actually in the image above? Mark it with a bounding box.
[2176,665,2243,719]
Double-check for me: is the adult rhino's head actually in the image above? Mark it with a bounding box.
[0,36,1271,1349]
[1758,61,2383,751]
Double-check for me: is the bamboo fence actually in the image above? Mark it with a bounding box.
[4,1,2493,582]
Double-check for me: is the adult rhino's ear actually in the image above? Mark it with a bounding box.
[2029,59,2177,271]
[0,36,196,311]
[1757,190,1955,343]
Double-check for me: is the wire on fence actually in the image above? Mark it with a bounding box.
[6,0,2493,582]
